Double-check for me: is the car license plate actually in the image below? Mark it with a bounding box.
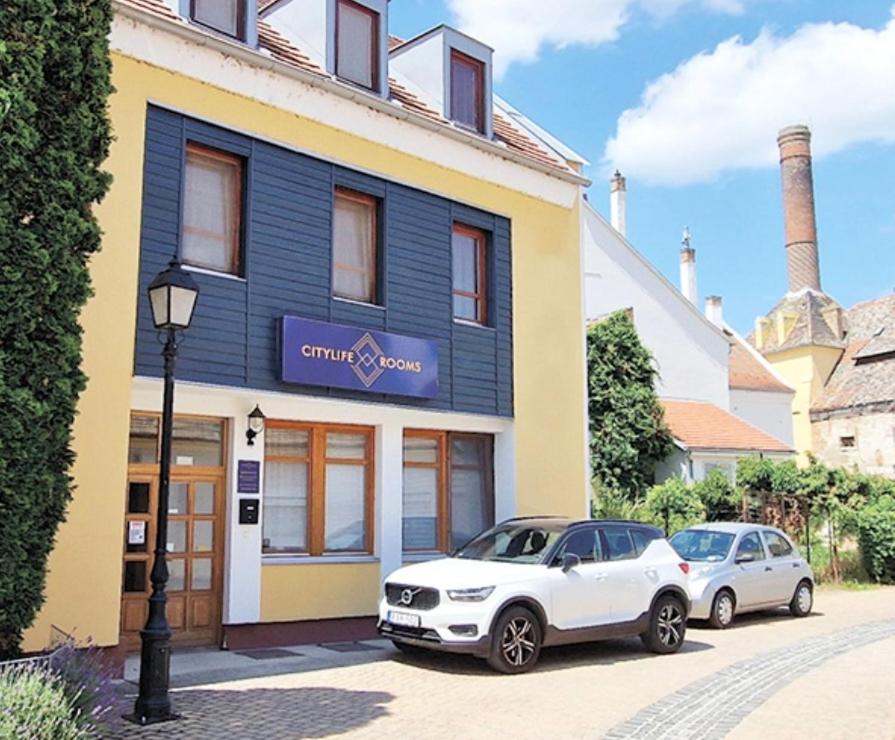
[388,610,421,628]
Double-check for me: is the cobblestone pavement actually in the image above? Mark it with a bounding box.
[603,619,895,739]
[104,587,895,740]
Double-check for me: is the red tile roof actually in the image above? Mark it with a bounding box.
[257,21,324,75]
[116,0,570,174]
[662,400,792,453]
[729,336,792,392]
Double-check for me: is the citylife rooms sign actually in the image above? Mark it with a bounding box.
[280,316,439,399]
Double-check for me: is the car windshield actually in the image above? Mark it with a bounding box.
[453,522,566,564]
[670,529,735,562]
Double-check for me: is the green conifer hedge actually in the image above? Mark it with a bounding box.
[0,0,112,657]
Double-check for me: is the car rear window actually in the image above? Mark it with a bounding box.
[601,526,637,561]
[763,531,794,558]
[630,528,652,556]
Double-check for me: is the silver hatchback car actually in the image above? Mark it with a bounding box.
[670,523,814,629]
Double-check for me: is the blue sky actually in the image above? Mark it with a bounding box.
[389,1,895,333]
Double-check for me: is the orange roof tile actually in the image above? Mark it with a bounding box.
[729,337,792,392]
[661,400,792,453]
[257,21,325,75]
[115,0,572,175]
[119,0,179,20]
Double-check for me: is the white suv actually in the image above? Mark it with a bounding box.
[378,517,692,673]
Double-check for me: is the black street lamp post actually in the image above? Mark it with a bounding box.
[126,259,199,726]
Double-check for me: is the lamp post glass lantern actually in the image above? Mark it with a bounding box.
[127,259,198,725]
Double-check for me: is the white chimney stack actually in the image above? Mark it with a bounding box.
[610,170,627,237]
[679,227,697,304]
[705,295,723,327]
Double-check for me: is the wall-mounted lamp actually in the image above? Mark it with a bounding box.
[246,404,266,446]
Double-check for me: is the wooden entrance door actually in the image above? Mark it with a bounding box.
[121,414,227,649]
[120,475,226,648]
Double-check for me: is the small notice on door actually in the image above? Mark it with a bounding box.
[128,520,146,545]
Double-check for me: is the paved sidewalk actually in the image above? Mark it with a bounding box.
[105,587,895,739]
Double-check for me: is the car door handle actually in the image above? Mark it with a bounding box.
[764,566,773,572]
[792,563,800,568]
[592,572,608,581]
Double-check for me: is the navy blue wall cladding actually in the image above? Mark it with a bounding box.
[135,106,513,417]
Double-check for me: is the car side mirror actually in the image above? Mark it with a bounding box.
[735,552,755,564]
[561,553,581,573]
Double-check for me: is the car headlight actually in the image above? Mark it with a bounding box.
[447,586,495,602]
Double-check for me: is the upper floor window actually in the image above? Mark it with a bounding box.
[336,0,379,91]
[450,49,484,133]
[190,0,245,40]
[182,143,243,276]
[452,224,487,324]
[333,187,378,304]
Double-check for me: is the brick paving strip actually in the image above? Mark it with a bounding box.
[604,618,895,740]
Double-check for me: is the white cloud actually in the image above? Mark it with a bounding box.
[604,10,895,185]
[446,0,744,78]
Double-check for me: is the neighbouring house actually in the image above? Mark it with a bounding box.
[750,125,895,477]
[24,0,591,656]
[583,174,794,484]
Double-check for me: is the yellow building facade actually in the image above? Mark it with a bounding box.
[25,1,589,653]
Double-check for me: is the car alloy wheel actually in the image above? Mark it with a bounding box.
[657,602,684,648]
[488,606,542,674]
[501,616,536,667]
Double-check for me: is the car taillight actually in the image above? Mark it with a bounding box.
[678,562,690,575]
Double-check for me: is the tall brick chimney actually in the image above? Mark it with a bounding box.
[777,125,821,292]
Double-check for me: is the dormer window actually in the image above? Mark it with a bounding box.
[190,0,246,40]
[389,26,493,137]
[450,50,484,133]
[336,0,380,91]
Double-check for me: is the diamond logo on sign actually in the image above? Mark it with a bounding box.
[280,316,439,399]
[351,333,386,388]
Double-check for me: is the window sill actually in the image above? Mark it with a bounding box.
[261,554,379,565]
[333,296,385,311]
[188,19,246,44]
[182,264,247,283]
[453,318,495,331]
[450,120,487,137]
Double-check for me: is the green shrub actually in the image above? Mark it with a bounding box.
[591,479,641,521]
[856,501,895,584]
[641,477,705,535]
[587,311,674,499]
[693,469,739,521]
[0,663,90,739]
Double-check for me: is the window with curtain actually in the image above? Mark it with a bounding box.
[333,187,378,303]
[402,433,443,551]
[402,431,493,553]
[262,423,373,556]
[324,432,369,551]
[262,427,310,553]
[450,50,484,132]
[182,143,242,275]
[191,0,243,39]
[452,224,486,324]
[336,0,379,90]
